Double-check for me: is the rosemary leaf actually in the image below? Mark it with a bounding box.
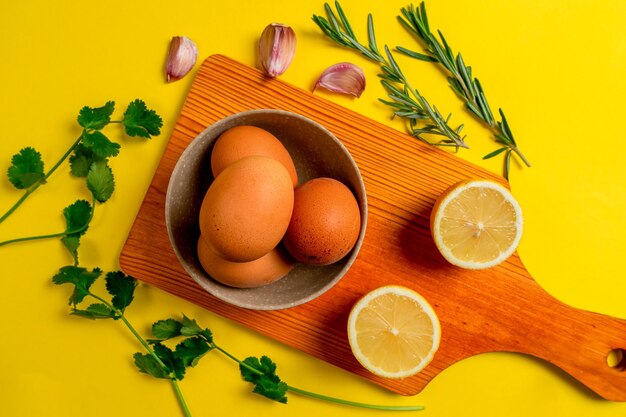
[395,46,438,62]
[483,147,508,160]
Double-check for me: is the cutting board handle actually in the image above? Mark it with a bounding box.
[509,288,626,401]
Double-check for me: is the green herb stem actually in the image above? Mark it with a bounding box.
[90,292,193,417]
[397,2,530,178]
[171,379,193,417]
[116,312,193,417]
[0,198,95,248]
[0,227,83,247]
[0,134,83,225]
[287,385,424,411]
[214,342,424,412]
[213,343,244,365]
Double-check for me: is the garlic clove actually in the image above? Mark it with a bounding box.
[314,63,366,98]
[166,36,198,82]
[259,23,296,78]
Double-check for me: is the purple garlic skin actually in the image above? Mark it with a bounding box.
[166,36,198,82]
[315,62,366,98]
[259,23,296,78]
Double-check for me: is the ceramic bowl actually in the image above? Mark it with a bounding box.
[165,109,367,310]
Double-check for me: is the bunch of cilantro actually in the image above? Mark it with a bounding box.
[1,101,423,416]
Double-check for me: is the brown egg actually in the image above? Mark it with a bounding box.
[211,125,298,187]
[199,155,294,262]
[197,235,294,288]
[283,177,361,265]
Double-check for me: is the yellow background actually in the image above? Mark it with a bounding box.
[1,0,625,415]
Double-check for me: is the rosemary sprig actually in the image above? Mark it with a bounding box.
[397,2,531,179]
[313,1,468,149]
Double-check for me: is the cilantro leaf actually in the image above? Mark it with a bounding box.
[134,352,169,379]
[69,144,104,178]
[174,337,213,367]
[151,318,183,340]
[180,315,202,336]
[7,147,45,189]
[86,160,115,203]
[64,199,92,236]
[105,271,137,311]
[52,265,102,306]
[60,199,92,263]
[122,99,163,138]
[240,356,288,404]
[61,236,81,265]
[72,303,115,320]
[153,342,186,380]
[82,131,120,158]
[77,101,115,130]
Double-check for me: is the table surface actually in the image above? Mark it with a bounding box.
[1,1,625,416]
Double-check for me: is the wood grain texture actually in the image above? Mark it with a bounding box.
[119,55,626,400]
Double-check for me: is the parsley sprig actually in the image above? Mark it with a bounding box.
[0,100,162,251]
[313,1,468,149]
[1,100,162,223]
[397,2,531,179]
[147,315,426,411]
[54,272,425,415]
[52,266,193,417]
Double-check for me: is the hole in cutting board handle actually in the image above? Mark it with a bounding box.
[607,348,626,371]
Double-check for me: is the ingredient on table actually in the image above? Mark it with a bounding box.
[211,125,298,187]
[397,3,530,179]
[312,2,468,150]
[314,1,530,180]
[166,36,198,82]
[283,177,361,265]
[430,179,523,269]
[199,155,294,262]
[259,23,296,78]
[314,62,366,97]
[197,236,294,288]
[347,285,441,379]
[0,100,162,256]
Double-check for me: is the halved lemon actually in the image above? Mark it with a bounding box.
[430,179,523,270]
[347,285,441,379]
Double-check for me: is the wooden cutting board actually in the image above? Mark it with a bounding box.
[120,54,626,400]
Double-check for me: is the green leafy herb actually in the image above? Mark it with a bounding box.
[144,315,425,411]
[397,2,531,179]
[69,144,100,177]
[61,199,93,264]
[0,198,94,250]
[313,1,467,149]
[71,303,116,320]
[175,337,213,367]
[7,147,45,189]
[78,101,115,130]
[134,350,171,379]
[105,271,137,311]
[240,356,289,404]
[52,265,103,306]
[152,318,184,340]
[123,99,164,138]
[52,261,425,416]
[53,266,193,416]
[87,160,115,202]
[82,131,121,159]
[0,99,161,227]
